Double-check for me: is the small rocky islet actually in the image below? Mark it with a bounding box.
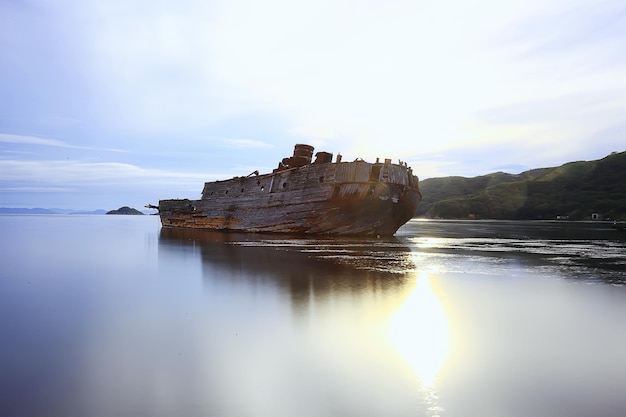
[106,206,144,215]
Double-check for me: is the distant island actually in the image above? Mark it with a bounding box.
[106,206,145,215]
[417,150,626,221]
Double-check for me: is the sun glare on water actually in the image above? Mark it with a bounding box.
[389,273,451,387]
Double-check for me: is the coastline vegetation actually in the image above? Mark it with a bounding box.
[417,150,626,221]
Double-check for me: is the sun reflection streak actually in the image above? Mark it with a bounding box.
[414,237,448,250]
[389,272,451,387]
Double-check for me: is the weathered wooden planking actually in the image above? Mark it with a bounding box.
[159,158,421,236]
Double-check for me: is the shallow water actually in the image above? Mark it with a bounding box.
[1,216,625,416]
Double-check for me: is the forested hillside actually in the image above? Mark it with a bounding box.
[417,151,626,220]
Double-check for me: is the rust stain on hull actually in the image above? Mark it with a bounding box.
[157,145,422,236]
[161,215,241,230]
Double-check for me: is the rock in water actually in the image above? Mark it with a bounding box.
[106,206,144,215]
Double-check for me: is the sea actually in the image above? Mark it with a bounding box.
[1,214,626,417]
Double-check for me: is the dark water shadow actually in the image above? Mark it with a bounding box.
[406,219,626,240]
[158,228,418,305]
[402,220,626,285]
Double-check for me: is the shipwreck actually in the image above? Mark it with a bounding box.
[153,144,422,236]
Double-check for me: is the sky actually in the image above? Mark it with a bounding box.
[1,0,625,210]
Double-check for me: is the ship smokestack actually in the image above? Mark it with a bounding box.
[290,144,314,167]
[314,151,333,164]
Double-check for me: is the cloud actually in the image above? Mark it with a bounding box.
[0,159,217,190]
[216,138,274,149]
[500,0,626,63]
[0,134,70,147]
[0,186,76,193]
[0,133,126,153]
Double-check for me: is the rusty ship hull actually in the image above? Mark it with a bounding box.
[157,145,422,236]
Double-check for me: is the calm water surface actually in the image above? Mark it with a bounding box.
[1,215,626,416]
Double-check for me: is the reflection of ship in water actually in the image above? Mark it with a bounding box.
[158,228,416,305]
[158,227,452,398]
